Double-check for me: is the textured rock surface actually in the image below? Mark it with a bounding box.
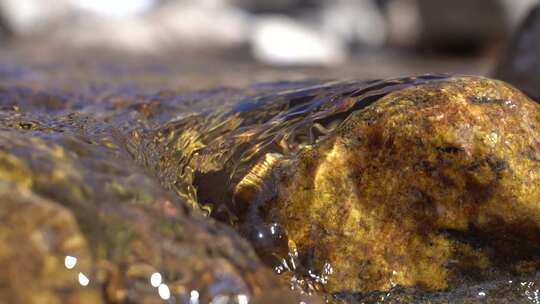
[0,81,317,303]
[0,48,539,303]
[0,181,102,304]
[241,77,540,298]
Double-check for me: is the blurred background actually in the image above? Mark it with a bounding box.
[0,0,537,90]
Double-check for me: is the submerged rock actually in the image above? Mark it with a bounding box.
[0,91,316,303]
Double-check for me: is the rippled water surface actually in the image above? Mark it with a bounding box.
[2,62,540,304]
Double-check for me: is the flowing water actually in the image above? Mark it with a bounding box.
[1,62,540,304]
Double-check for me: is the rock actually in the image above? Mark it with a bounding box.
[499,0,539,31]
[251,15,346,65]
[111,72,540,302]
[247,0,387,64]
[238,77,540,298]
[70,0,156,18]
[416,0,507,53]
[102,73,540,302]
[0,0,251,52]
[319,0,387,48]
[1,49,540,303]
[0,0,78,35]
[0,88,315,303]
[0,181,102,304]
[381,0,508,53]
[496,4,540,102]
[384,0,421,48]
[236,0,320,15]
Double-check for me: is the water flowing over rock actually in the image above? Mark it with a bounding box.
[239,77,540,296]
[0,74,318,303]
[1,60,540,303]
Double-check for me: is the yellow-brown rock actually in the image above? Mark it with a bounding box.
[0,181,101,304]
[249,77,540,294]
[2,51,540,303]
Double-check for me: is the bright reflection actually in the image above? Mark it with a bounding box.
[78,272,90,286]
[158,284,171,300]
[150,272,162,287]
[64,255,77,269]
[270,224,276,235]
[190,290,200,304]
[73,0,155,17]
[237,294,249,304]
[210,295,229,304]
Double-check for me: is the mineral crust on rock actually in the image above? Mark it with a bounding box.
[239,77,540,297]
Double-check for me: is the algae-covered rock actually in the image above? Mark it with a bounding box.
[0,97,313,303]
[238,77,540,298]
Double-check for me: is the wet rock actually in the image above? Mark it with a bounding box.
[112,73,540,302]
[240,77,540,300]
[496,4,540,102]
[247,0,386,64]
[332,273,540,303]
[1,57,540,304]
[0,90,313,303]
[384,0,536,52]
[415,0,507,54]
[251,15,346,65]
[0,181,102,304]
